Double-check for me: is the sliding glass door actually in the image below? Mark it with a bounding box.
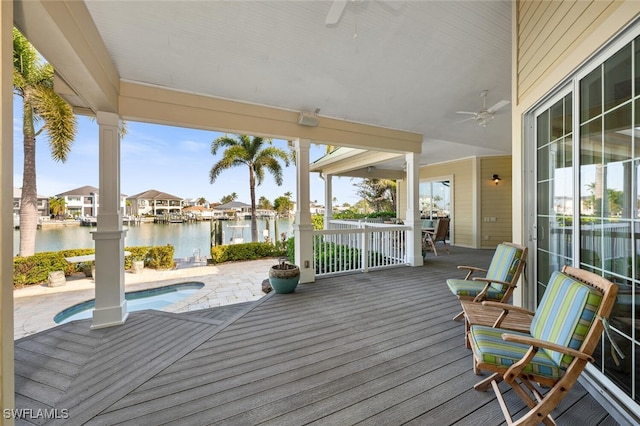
[531,33,640,403]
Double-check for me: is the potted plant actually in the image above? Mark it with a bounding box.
[269,257,300,294]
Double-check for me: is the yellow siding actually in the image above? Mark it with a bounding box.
[516,0,622,102]
[479,156,512,248]
[397,179,407,220]
[420,158,475,247]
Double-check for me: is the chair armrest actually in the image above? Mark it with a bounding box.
[457,265,487,273]
[457,265,487,280]
[501,333,594,362]
[481,301,535,316]
[471,278,515,302]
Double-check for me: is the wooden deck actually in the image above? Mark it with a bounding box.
[14,248,619,425]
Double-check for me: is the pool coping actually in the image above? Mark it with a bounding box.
[13,258,275,339]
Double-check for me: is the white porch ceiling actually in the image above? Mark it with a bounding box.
[21,0,513,168]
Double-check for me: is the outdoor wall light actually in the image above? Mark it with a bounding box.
[492,174,502,185]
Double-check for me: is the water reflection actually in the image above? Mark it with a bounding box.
[13,219,294,258]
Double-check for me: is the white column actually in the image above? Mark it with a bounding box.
[293,139,315,283]
[92,111,128,328]
[0,0,15,414]
[323,173,333,229]
[405,152,423,266]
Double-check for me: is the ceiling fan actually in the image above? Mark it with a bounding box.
[455,90,510,127]
[325,0,402,26]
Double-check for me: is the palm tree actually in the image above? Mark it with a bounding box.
[220,192,238,204]
[196,197,207,206]
[210,135,290,242]
[14,28,77,256]
[48,197,66,220]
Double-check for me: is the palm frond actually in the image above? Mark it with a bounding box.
[30,86,77,162]
[211,134,240,155]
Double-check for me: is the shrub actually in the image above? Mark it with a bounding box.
[146,245,175,269]
[314,241,361,273]
[311,214,324,230]
[13,252,70,286]
[210,242,284,264]
[124,246,152,269]
[286,237,295,263]
[332,210,397,221]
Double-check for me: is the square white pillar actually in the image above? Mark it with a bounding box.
[92,111,128,328]
[293,139,315,283]
[405,152,423,266]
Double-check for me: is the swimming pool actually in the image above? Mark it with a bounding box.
[53,282,205,324]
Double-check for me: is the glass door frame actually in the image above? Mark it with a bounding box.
[419,175,454,243]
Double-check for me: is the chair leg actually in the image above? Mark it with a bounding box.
[431,240,438,256]
[474,372,502,391]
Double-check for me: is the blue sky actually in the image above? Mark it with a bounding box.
[13,97,361,206]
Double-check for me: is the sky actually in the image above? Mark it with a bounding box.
[13,97,362,207]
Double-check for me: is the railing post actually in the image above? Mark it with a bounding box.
[362,224,369,272]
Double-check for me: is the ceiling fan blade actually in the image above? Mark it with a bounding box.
[486,100,510,113]
[455,117,476,124]
[326,0,348,25]
[456,111,478,115]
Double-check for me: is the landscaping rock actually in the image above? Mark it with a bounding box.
[261,278,272,294]
[47,271,66,287]
[132,261,144,274]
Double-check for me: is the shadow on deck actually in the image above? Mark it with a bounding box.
[14,248,618,425]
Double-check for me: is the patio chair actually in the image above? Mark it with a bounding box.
[447,242,527,320]
[468,265,618,426]
[422,217,450,256]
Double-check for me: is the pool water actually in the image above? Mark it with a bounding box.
[53,282,205,324]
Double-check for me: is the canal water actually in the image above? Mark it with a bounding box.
[13,219,295,259]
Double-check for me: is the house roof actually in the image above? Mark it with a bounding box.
[13,187,49,200]
[55,185,99,197]
[14,0,512,173]
[127,189,182,200]
[214,201,251,210]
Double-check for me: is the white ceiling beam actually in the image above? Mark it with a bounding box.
[14,0,120,113]
[118,81,423,154]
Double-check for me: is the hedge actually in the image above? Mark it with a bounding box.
[13,245,173,287]
[210,242,285,264]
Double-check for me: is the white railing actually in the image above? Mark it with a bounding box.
[313,220,410,276]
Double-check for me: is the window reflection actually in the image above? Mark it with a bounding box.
[604,102,632,163]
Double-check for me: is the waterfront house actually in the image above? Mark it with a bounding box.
[126,189,183,216]
[4,1,640,423]
[213,201,251,219]
[12,187,49,222]
[55,185,127,218]
[183,197,210,208]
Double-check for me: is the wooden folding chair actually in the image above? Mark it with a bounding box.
[422,217,450,256]
[447,242,527,321]
[468,265,618,425]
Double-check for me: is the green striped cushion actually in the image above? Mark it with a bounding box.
[446,278,506,300]
[530,271,603,369]
[485,244,524,294]
[469,325,562,379]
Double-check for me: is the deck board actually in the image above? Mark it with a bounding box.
[13,248,621,425]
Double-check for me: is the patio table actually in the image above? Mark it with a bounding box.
[460,299,532,348]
